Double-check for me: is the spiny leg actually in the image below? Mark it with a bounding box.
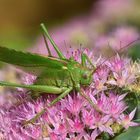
[40,23,65,59]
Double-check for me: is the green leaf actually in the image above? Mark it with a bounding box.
[135,101,140,121]
[124,91,138,113]
[128,44,140,61]
[113,126,140,140]
[101,132,110,140]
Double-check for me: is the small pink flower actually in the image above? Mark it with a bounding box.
[24,125,41,139]
[82,110,94,126]
[106,93,127,119]
[90,113,114,135]
[61,95,85,115]
[93,78,106,91]
[119,108,138,129]
[52,123,68,139]
[107,55,136,87]
[49,131,61,140]
[107,54,125,73]
[68,118,84,133]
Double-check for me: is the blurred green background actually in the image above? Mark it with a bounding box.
[0,0,140,59]
[0,0,94,50]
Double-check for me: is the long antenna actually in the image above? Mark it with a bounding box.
[92,37,140,74]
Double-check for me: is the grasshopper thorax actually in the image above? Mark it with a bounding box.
[67,60,93,86]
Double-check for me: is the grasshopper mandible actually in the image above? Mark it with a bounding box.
[0,23,102,123]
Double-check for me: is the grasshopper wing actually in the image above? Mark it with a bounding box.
[0,46,67,75]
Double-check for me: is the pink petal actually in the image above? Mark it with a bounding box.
[129,108,137,120]
[129,122,139,127]
[118,93,127,101]
[91,129,100,140]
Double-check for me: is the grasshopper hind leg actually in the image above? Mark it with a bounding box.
[23,87,72,125]
[40,23,65,59]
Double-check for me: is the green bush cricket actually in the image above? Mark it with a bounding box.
[0,23,101,124]
[0,23,138,124]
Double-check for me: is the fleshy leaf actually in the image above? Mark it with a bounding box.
[113,126,140,140]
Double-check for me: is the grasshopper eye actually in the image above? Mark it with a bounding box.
[82,73,88,79]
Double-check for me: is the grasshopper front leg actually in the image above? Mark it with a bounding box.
[68,71,102,113]
[81,53,96,68]
[76,87,102,113]
[49,87,73,106]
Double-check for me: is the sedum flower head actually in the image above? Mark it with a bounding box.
[0,47,139,140]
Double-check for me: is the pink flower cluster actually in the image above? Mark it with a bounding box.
[0,49,138,140]
[95,26,139,51]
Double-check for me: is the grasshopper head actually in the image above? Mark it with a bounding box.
[80,68,93,86]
